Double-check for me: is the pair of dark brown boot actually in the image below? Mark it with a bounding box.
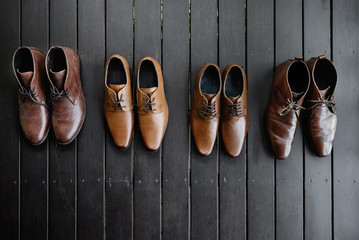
[190,63,249,157]
[264,55,337,159]
[13,46,86,145]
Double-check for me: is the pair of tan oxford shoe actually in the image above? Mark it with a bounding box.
[13,46,86,145]
[264,55,338,159]
[104,55,169,151]
[190,63,249,157]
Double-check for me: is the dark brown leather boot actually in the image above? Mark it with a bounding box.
[104,55,134,149]
[190,63,222,156]
[264,57,310,159]
[13,46,50,145]
[304,55,337,157]
[136,57,168,151]
[46,46,86,145]
[221,64,249,157]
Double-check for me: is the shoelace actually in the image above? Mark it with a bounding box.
[19,87,49,108]
[307,98,335,109]
[50,87,73,104]
[111,94,126,110]
[197,99,216,120]
[227,101,242,117]
[279,98,305,117]
[136,94,156,113]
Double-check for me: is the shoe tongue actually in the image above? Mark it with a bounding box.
[17,69,33,89]
[50,69,66,90]
[109,84,126,92]
[319,86,330,98]
[292,91,303,101]
[203,93,215,102]
[229,96,240,103]
[141,87,157,95]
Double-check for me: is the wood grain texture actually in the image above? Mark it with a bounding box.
[333,0,359,239]
[20,0,49,239]
[105,0,134,239]
[303,0,332,239]
[218,0,246,239]
[275,0,304,239]
[0,0,20,239]
[77,0,105,239]
[133,0,162,239]
[190,0,219,239]
[247,0,275,239]
[48,0,77,239]
[162,0,189,239]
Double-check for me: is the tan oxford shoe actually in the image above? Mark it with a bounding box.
[104,55,134,149]
[221,64,249,157]
[190,63,222,156]
[136,57,169,151]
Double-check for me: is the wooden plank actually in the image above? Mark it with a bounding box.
[246,0,275,239]
[190,0,218,239]
[275,0,304,239]
[303,0,332,239]
[77,0,105,239]
[105,0,133,239]
[162,0,189,239]
[20,0,49,239]
[0,0,20,239]
[48,1,77,240]
[218,0,246,239]
[133,0,162,239]
[333,0,359,239]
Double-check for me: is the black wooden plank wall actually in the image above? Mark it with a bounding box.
[0,0,358,240]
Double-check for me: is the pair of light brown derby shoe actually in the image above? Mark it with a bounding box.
[190,63,249,157]
[13,46,86,145]
[104,55,169,151]
[264,55,338,159]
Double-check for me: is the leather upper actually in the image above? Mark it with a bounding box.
[46,46,86,144]
[13,46,49,145]
[304,55,337,157]
[104,55,134,148]
[190,63,222,156]
[221,64,249,157]
[264,58,310,159]
[136,57,168,151]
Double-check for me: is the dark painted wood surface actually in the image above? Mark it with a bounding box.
[0,0,358,240]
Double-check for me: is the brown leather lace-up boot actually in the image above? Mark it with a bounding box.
[264,57,310,159]
[46,46,86,145]
[304,55,337,157]
[221,64,249,157]
[104,55,134,149]
[13,46,50,145]
[136,57,169,151]
[190,63,222,156]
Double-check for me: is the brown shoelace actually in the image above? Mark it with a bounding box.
[307,97,335,109]
[136,94,156,113]
[50,87,73,104]
[279,98,305,117]
[19,87,49,108]
[197,98,216,120]
[227,101,242,117]
[111,94,126,110]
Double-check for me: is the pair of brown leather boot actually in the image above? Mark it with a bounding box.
[104,55,169,151]
[13,46,86,145]
[190,63,249,157]
[264,55,337,159]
